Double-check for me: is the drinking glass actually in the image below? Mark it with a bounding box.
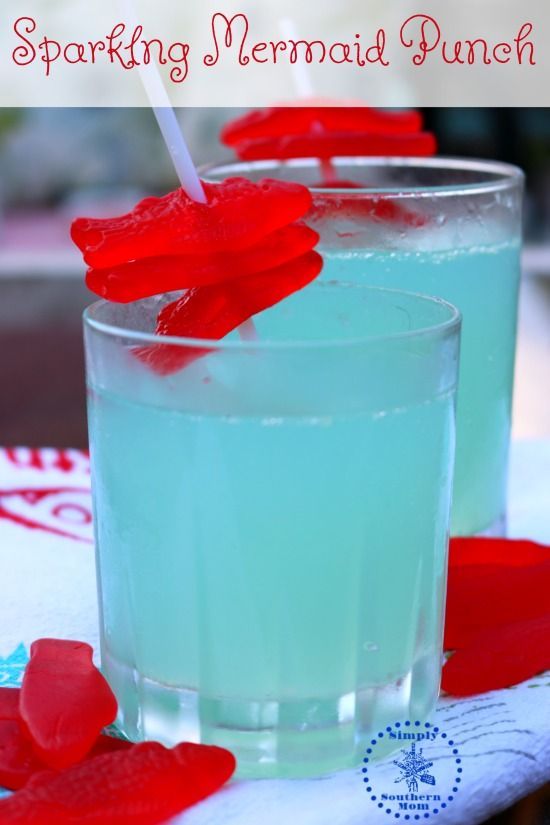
[205,157,523,537]
[84,283,460,777]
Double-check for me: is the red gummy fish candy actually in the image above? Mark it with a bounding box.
[71,177,312,269]
[136,250,323,375]
[221,105,436,163]
[19,639,117,770]
[85,223,319,303]
[442,537,550,697]
[73,175,321,376]
[0,687,130,791]
[442,615,550,697]
[0,638,235,823]
[445,559,550,649]
[0,741,236,825]
[221,106,424,146]
[449,536,550,568]
[235,130,437,161]
[0,719,45,791]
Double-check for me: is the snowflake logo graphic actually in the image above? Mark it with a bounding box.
[393,741,436,794]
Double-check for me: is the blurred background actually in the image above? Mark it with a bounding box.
[0,107,549,448]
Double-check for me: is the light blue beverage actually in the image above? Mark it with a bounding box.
[85,285,460,777]
[205,157,524,537]
[322,242,520,535]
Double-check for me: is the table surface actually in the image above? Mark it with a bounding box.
[0,441,548,824]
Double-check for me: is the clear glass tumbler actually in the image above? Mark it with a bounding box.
[205,158,523,537]
[84,284,460,777]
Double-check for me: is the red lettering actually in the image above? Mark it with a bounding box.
[353,34,366,67]
[106,23,134,69]
[5,448,43,470]
[366,28,389,66]
[466,39,491,65]
[52,450,75,473]
[204,13,250,67]
[3,448,90,474]
[167,42,189,83]
[251,42,268,63]
[289,40,326,64]
[124,25,142,68]
[493,42,512,63]
[142,38,168,67]
[441,40,464,65]
[12,17,37,66]
[39,37,61,77]
[400,14,441,66]
[516,22,536,65]
[328,43,352,64]
[88,40,106,62]
[269,41,288,63]
[64,42,88,65]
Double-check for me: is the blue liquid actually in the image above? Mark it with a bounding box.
[87,285,457,775]
[322,242,520,535]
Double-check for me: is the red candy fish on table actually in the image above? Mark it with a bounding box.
[0,638,236,823]
[443,538,550,697]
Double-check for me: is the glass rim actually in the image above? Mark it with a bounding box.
[83,283,461,352]
[201,155,524,198]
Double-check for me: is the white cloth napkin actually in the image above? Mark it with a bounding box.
[0,443,549,824]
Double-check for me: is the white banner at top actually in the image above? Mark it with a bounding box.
[0,0,548,106]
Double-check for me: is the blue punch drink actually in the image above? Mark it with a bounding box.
[324,242,518,536]
[206,158,523,536]
[85,284,460,777]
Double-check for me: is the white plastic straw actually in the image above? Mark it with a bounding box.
[120,0,206,203]
[121,0,258,341]
[279,17,340,186]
